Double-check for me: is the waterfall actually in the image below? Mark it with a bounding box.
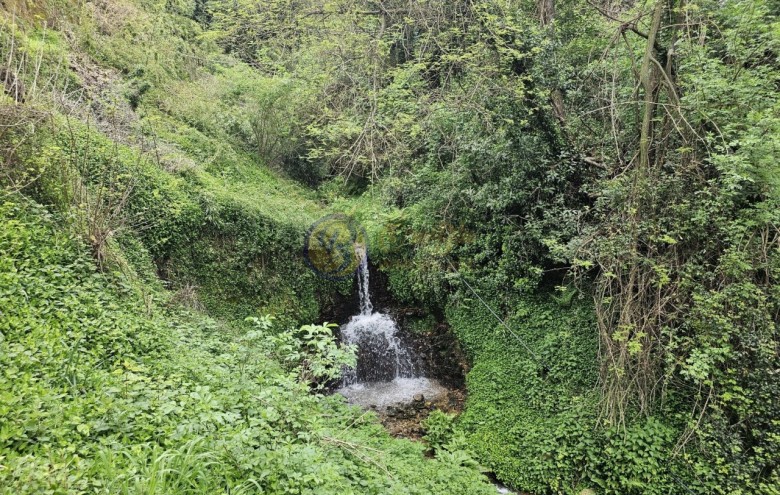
[340,258,415,385]
[337,256,447,410]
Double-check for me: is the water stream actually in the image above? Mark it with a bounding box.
[336,258,446,409]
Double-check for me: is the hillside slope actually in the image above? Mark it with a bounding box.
[0,194,494,493]
[0,1,496,493]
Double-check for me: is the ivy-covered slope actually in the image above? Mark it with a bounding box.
[447,291,688,495]
[0,0,348,328]
[0,190,496,493]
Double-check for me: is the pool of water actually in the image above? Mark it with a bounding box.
[336,377,447,410]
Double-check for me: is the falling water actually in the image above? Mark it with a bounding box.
[340,257,415,384]
[337,258,446,410]
[356,254,373,316]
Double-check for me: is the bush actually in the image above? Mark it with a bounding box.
[423,410,456,454]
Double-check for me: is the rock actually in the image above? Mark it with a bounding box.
[413,393,425,402]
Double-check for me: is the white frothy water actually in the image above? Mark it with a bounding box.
[337,258,445,409]
[338,378,446,410]
[340,311,415,385]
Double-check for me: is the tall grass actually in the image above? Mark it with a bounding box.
[91,440,220,494]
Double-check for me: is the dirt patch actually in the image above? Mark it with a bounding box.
[86,0,142,36]
[65,52,139,139]
[376,387,466,440]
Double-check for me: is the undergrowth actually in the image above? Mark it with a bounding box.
[0,3,495,493]
[0,193,495,494]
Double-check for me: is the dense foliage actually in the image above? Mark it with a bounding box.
[1,0,778,493]
[0,2,495,493]
[201,0,779,492]
[0,194,494,493]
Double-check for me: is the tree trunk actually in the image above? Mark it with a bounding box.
[638,0,665,171]
[539,0,555,27]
